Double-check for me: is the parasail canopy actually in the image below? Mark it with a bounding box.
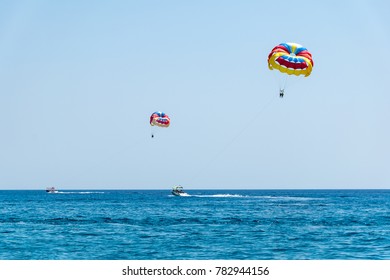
[150,111,170,128]
[268,42,314,77]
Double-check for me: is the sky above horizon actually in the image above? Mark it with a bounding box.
[0,0,389,189]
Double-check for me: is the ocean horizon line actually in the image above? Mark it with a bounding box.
[1,188,389,191]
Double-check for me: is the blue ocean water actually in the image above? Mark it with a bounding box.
[0,189,389,260]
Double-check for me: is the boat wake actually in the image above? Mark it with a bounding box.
[192,194,245,198]
[56,191,105,194]
[170,193,246,198]
[170,193,323,200]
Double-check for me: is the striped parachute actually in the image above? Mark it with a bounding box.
[268,42,314,77]
[268,42,314,97]
[150,111,170,127]
[150,111,170,138]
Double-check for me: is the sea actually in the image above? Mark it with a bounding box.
[0,189,389,260]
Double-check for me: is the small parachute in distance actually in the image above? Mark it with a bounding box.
[267,42,314,97]
[268,42,314,77]
[150,111,170,138]
[150,111,170,127]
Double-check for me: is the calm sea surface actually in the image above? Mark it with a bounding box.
[1,189,389,260]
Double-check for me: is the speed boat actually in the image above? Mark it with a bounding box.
[45,187,58,193]
[171,185,189,196]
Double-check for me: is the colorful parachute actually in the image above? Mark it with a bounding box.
[150,111,170,128]
[268,43,314,77]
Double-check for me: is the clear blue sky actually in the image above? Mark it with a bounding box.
[0,0,389,189]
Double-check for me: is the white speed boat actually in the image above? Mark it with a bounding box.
[171,185,189,196]
[45,187,58,193]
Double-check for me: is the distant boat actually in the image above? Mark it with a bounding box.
[45,187,58,193]
[171,185,189,197]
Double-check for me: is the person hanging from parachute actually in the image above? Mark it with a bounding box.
[149,111,170,138]
[267,42,314,98]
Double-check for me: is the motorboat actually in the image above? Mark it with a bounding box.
[171,185,189,196]
[45,187,58,193]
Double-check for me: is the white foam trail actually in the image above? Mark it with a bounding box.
[266,196,323,201]
[56,191,105,194]
[190,194,245,198]
[169,194,324,200]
